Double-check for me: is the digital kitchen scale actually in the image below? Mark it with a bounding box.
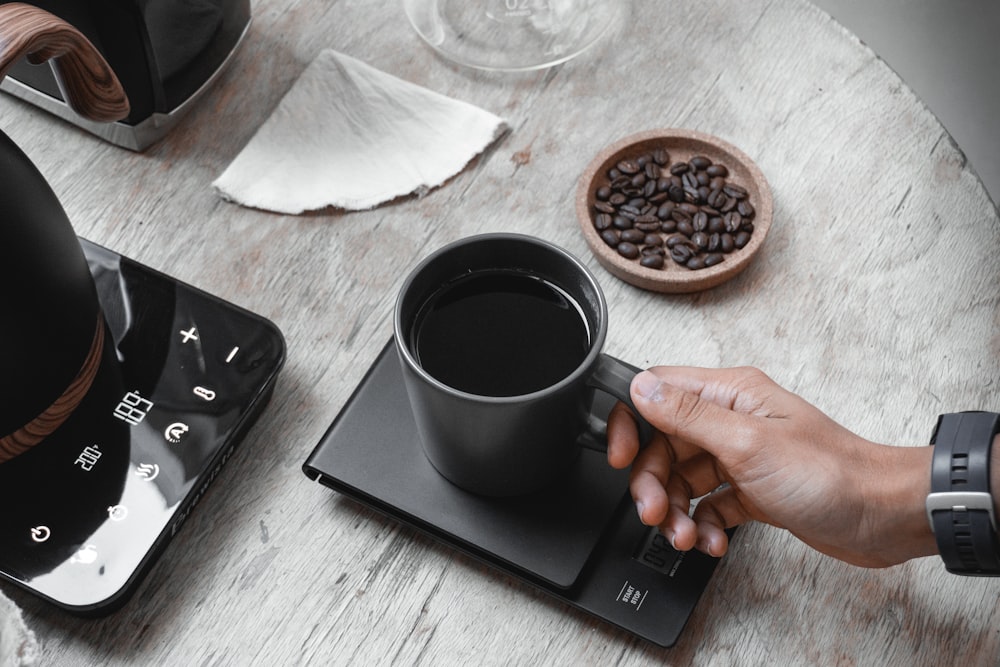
[304,341,725,648]
[0,239,285,615]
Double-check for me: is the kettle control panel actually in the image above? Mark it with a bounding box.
[0,239,285,615]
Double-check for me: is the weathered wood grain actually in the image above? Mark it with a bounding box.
[1,0,997,664]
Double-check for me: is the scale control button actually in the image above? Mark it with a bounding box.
[30,526,51,543]
[179,326,199,344]
[193,386,216,402]
[164,422,190,444]
[107,505,128,522]
[136,463,160,482]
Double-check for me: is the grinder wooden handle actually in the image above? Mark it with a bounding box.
[0,2,129,121]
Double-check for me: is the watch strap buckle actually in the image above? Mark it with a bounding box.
[926,491,997,532]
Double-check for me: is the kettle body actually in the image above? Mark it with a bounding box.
[0,2,128,460]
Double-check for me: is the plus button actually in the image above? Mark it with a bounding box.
[179,327,199,344]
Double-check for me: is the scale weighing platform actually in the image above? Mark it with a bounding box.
[304,341,726,648]
[0,239,285,614]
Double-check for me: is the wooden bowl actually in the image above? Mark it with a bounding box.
[575,128,773,293]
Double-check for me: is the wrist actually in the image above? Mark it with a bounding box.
[862,444,937,566]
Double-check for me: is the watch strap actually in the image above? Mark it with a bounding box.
[927,411,1000,575]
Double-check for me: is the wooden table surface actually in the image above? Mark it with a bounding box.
[2,0,999,664]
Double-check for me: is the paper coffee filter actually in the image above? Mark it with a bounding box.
[213,50,507,214]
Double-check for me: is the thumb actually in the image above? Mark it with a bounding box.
[630,369,751,461]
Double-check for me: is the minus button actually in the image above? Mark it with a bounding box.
[225,347,240,363]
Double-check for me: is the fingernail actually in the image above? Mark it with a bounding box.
[635,501,647,524]
[668,533,678,551]
[632,371,663,401]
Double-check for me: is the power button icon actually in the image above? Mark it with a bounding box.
[30,526,51,543]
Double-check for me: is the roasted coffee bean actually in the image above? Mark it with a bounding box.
[600,229,620,247]
[656,202,675,219]
[679,203,700,215]
[620,229,645,244]
[683,186,701,204]
[648,192,668,204]
[636,154,650,168]
[608,167,622,180]
[668,184,685,203]
[710,176,726,190]
[724,212,742,233]
[669,162,690,175]
[670,175,683,188]
[676,220,695,237]
[640,254,665,269]
[635,221,661,233]
[734,231,751,248]
[707,232,721,252]
[617,159,640,174]
[660,219,677,233]
[594,213,613,230]
[691,231,709,250]
[619,204,641,218]
[706,164,728,178]
[666,234,692,249]
[643,179,657,198]
[641,204,655,216]
[671,245,694,264]
[617,242,640,259]
[721,195,738,213]
[696,171,711,187]
[737,200,755,218]
[609,193,626,205]
[631,173,646,188]
[724,183,748,199]
[720,233,735,253]
[656,177,671,192]
[707,188,727,209]
[698,186,711,202]
[643,234,663,247]
[613,216,632,230]
[692,211,708,232]
[685,256,706,270]
[708,216,726,234]
[704,253,724,267]
[596,186,612,201]
[645,163,661,180]
[670,208,692,224]
[690,155,712,170]
[701,204,721,216]
[594,201,615,214]
[682,171,698,189]
[742,222,755,234]
[627,197,646,209]
[611,176,631,190]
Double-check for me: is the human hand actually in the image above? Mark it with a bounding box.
[607,366,937,568]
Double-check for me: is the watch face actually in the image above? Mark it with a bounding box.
[0,240,284,614]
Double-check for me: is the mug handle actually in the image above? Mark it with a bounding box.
[580,353,654,451]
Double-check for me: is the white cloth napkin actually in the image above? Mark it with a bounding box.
[0,591,38,666]
[213,50,507,214]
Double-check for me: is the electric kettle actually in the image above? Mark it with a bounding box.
[0,2,129,462]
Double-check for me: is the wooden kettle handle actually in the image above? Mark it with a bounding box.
[0,2,129,121]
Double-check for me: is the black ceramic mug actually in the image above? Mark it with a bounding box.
[394,233,647,497]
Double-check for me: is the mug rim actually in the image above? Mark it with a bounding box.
[394,233,609,403]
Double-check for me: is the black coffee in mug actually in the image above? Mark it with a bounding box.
[410,270,591,397]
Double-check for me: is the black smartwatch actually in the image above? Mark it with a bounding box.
[926,411,1000,575]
